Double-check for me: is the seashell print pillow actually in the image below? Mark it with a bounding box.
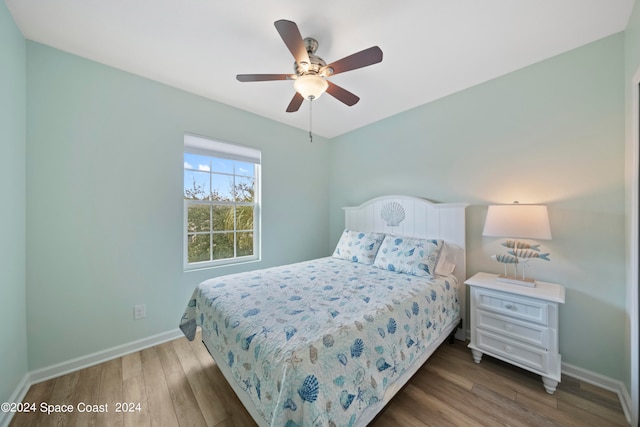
[373,235,443,277]
[332,229,385,264]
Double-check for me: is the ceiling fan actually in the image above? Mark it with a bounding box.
[236,19,383,113]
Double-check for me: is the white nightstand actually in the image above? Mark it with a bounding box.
[465,272,565,394]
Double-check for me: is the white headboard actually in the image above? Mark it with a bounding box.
[343,195,469,339]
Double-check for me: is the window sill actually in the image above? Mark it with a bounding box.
[183,256,261,273]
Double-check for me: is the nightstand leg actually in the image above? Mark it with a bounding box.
[471,349,483,364]
[541,376,558,394]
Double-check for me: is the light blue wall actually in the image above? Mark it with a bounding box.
[0,1,28,404]
[329,34,626,380]
[25,42,330,370]
[624,0,640,418]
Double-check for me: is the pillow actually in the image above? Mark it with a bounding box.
[435,241,459,276]
[332,229,385,264]
[373,235,443,277]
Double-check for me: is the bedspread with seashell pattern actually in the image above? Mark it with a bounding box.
[180,257,458,427]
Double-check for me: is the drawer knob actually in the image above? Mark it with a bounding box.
[505,324,513,332]
[505,345,513,354]
[504,303,517,311]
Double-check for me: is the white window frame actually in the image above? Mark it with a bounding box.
[183,133,261,270]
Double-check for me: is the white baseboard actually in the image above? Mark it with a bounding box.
[562,361,632,425]
[0,373,31,427]
[29,328,184,385]
[0,328,184,427]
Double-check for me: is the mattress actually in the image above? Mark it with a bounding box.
[179,257,460,427]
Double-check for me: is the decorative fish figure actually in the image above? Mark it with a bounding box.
[501,240,540,251]
[491,254,519,264]
[508,249,550,261]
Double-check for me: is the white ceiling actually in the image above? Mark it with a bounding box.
[6,0,635,138]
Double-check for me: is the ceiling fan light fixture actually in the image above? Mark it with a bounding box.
[294,74,328,100]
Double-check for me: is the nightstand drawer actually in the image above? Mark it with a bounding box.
[475,289,548,325]
[476,309,549,348]
[476,329,548,372]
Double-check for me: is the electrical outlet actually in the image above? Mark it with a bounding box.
[134,304,146,320]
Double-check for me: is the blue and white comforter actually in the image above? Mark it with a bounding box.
[179,257,459,427]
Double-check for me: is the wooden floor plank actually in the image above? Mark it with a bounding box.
[411,364,510,426]
[172,336,229,426]
[47,370,81,427]
[165,369,208,427]
[8,334,629,427]
[122,351,142,382]
[122,373,151,427]
[67,364,102,427]
[156,340,183,377]
[97,358,124,427]
[141,354,179,427]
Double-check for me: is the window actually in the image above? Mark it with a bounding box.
[183,133,261,269]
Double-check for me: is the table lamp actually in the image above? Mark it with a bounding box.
[482,202,552,287]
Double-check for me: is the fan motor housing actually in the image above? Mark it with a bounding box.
[294,38,330,76]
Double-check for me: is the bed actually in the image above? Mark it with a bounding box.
[179,195,468,426]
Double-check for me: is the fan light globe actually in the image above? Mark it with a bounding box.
[294,74,328,100]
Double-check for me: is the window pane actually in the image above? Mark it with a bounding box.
[234,176,255,202]
[188,234,210,263]
[184,153,212,171]
[212,205,234,231]
[211,173,233,201]
[213,233,234,260]
[235,161,255,178]
[187,205,210,232]
[236,232,254,257]
[184,170,210,200]
[236,205,254,231]
[212,157,234,174]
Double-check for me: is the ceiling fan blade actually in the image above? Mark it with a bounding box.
[274,19,310,66]
[326,81,359,106]
[324,46,383,76]
[286,92,305,112]
[236,74,293,82]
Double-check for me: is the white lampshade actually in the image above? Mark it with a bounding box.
[483,203,552,240]
[294,74,329,100]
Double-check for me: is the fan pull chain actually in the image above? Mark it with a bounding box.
[308,97,313,143]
